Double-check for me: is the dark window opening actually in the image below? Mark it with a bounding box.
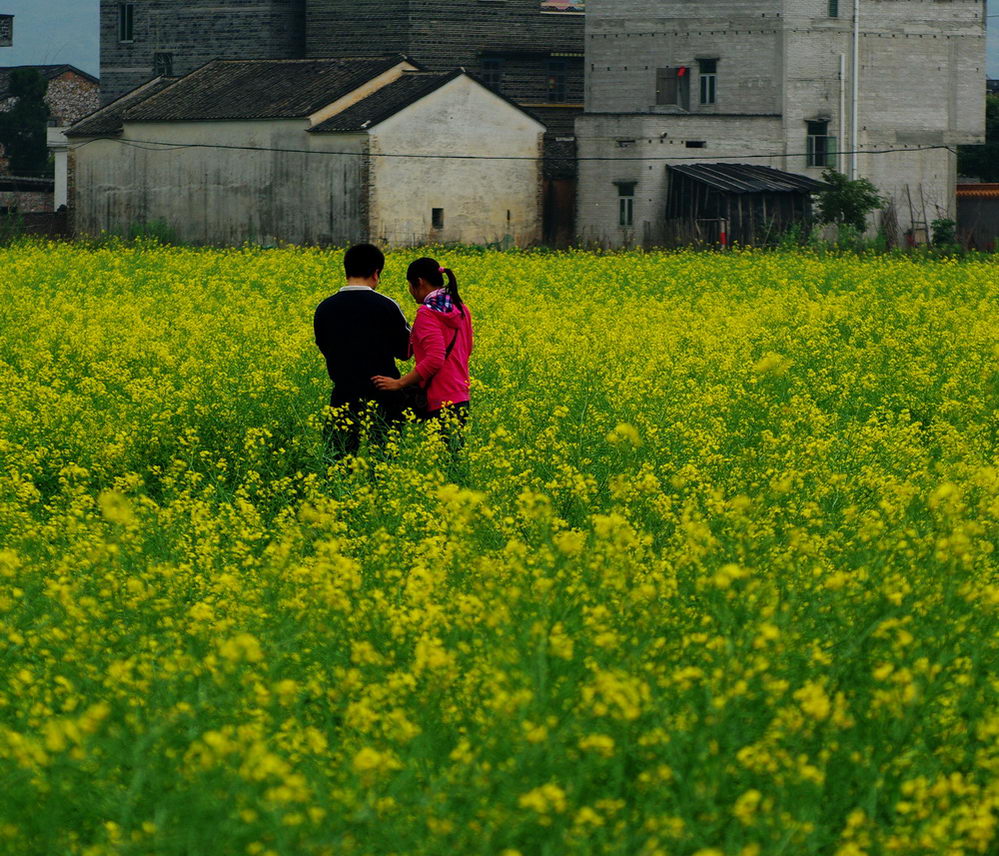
[546,60,567,102]
[482,58,504,91]
[118,3,134,42]
[806,119,836,168]
[829,0,839,17]
[153,52,173,77]
[432,208,444,230]
[656,67,690,110]
[698,58,717,105]
[617,182,636,228]
[685,140,706,148]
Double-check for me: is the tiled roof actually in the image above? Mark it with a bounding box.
[310,70,461,132]
[668,163,828,194]
[123,57,411,122]
[957,183,999,199]
[0,64,99,97]
[65,77,176,137]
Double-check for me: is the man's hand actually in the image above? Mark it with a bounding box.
[371,375,402,392]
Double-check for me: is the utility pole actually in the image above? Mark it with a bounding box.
[851,0,860,180]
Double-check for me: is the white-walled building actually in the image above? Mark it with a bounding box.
[67,57,545,246]
[577,0,987,247]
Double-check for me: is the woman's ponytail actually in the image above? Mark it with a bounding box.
[441,267,464,316]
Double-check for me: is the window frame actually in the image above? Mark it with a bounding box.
[481,57,504,92]
[698,59,717,106]
[806,120,836,168]
[153,52,173,77]
[828,0,839,18]
[546,59,568,103]
[656,67,690,110]
[616,182,636,228]
[118,2,134,43]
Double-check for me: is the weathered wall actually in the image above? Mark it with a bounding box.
[99,0,307,104]
[72,119,366,245]
[366,75,545,247]
[577,0,985,245]
[576,113,784,246]
[47,72,100,126]
[0,190,52,213]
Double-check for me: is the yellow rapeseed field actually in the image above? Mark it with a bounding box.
[1,241,998,856]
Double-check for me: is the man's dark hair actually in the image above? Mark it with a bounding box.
[344,243,385,279]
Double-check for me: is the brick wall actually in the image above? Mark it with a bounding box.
[305,1,584,107]
[100,0,307,104]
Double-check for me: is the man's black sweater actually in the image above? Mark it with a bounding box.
[314,286,411,408]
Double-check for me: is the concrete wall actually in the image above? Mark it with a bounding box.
[366,75,545,247]
[100,0,307,104]
[576,113,784,246]
[577,0,986,245]
[72,119,366,245]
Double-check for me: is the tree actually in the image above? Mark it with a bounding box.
[957,95,999,182]
[815,168,884,233]
[0,69,51,176]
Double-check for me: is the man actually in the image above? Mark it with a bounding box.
[314,243,411,457]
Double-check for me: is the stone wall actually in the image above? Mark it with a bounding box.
[47,72,100,126]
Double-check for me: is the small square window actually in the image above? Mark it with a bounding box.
[432,208,444,230]
[153,52,173,77]
[118,3,134,42]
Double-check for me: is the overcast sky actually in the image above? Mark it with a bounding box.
[1,0,997,81]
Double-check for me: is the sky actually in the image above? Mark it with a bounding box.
[0,0,996,81]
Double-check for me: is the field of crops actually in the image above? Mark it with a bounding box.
[1,242,998,856]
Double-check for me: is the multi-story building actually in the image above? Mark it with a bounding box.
[99,0,306,105]
[577,0,987,246]
[98,0,585,243]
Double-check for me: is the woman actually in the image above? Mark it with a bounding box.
[371,257,474,440]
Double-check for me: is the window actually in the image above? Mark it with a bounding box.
[828,0,839,17]
[685,140,706,148]
[118,3,134,42]
[432,208,444,230]
[546,60,567,102]
[153,52,173,77]
[617,183,635,228]
[698,59,717,105]
[806,120,837,167]
[656,67,690,110]
[482,58,504,91]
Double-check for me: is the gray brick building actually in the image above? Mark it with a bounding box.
[99,0,584,243]
[577,0,987,247]
[99,1,306,106]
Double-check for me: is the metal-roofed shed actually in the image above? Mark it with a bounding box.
[664,163,828,246]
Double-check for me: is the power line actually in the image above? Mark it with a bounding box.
[68,134,960,163]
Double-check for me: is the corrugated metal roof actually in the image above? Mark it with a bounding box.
[668,163,828,194]
[957,183,999,199]
[123,57,410,123]
[311,70,461,132]
[65,76,177,137]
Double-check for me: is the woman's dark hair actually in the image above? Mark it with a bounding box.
[407,257,464,315]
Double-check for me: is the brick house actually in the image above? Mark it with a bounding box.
[0,65,100,127]
[576,0,986,247]
[98,0,584,244]
[68,58,545,246]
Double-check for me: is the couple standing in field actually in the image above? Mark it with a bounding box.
[313,243,474,459]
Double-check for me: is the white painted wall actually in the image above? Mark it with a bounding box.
[577,0,986,245]
[72,119,367,245]
[366,75,546,247]
[47,127,69,209]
